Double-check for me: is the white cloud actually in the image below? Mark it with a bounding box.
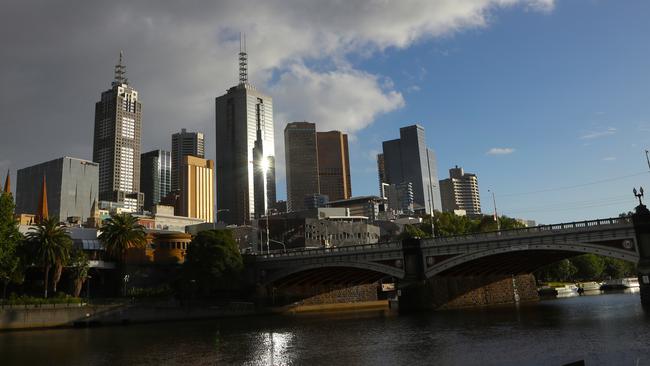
[580,127,617,139]
[0,0,557,199]
[487,147,515,155]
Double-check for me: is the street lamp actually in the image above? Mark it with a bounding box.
[488,189,500,231]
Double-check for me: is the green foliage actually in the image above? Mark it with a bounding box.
[535,259,578,282]
[399,224,430,240]
[127,284,172,298]
[571,254,606,280]
[602,257,636,279]
[0,192,24,298]
[181,230,244,297]
[2,293,82,306]
[26,217,72,298]
[69,248,89,297]
[417,212,526,238]
[98,213,147,262]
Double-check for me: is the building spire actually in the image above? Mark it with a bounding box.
[113,50,128,86]
[3,170,10,194]
[36,174,49,223]
[239,33,248,85]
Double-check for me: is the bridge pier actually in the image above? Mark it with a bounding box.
[633,204,650,309]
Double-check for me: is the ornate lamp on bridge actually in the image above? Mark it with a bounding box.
[633,187,644,206]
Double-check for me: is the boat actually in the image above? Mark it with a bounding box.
[555,284,579,298]
[600,277,640,290]
[577,282,601,294]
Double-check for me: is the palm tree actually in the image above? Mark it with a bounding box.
[27,217,72,298]
[99,213,147,295]
[99,213,147,262]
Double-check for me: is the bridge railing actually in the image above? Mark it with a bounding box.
[426,216,633,245]
[249,240,403,259]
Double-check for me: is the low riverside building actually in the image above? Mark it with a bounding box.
[126,230,193,265]
[327,196,387,223]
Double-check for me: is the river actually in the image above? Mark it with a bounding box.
[1,291,649,365]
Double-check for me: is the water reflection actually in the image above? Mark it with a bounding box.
[1,292,650,366]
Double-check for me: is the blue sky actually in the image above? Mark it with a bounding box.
[1,0,648,225]
[343,1,650,224]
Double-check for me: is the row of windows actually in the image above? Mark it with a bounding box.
[151,242,190,250]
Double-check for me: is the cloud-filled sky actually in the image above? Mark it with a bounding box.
[1,0,649,224]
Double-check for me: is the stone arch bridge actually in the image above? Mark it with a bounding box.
[245,206,650,310]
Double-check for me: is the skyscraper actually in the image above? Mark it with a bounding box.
[171,129,205,192]
[439,165,481,216]
[284,122,319,212]
[140,150,172,211]
[215,41,276,224]
[92,52,143,212]
[15,157,98,222]
[179,155,214,223]
[317,131,352,202]
[381,124,441,214]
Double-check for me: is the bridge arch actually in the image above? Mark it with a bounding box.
[259,261,405,286]
[424,242,639,278]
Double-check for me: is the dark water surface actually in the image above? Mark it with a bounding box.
[2,292,650,365]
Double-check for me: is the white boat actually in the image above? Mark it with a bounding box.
[578,282,602,293]
[601,277,640,290]
[555,284,579,298]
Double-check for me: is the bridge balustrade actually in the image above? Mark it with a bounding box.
[252,240,403,259]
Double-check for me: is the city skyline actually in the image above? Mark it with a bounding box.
[1,1,648,224]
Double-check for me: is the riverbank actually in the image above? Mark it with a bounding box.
[0,299,393,331]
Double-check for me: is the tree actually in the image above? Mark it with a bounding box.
[68,248,89,297]
[0,192,24,299]
[572,254,605,280]
[398,224,429,240]
[602,257,636,279]
[535,259,578,282]
[182,230,243,297]
[26,217,72,298]
[99,213,147,263]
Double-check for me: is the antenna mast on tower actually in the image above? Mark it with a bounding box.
[239,33,248,85]
[113,50,128,86]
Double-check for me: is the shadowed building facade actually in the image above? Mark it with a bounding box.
[15,157,98,222]
[215,47,276,224]
[381,124,441,215]
[317,131,351,202]
[92,52,143,212]
[284,122,320,212]
[140,150,172,211]
[171,129,204,192]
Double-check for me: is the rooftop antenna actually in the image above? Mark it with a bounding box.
[113,50,128,86]
[239,33,248,85]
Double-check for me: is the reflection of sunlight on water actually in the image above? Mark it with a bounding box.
[252,332,294,365]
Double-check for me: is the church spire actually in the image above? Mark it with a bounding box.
[113,50,128,86]
[3,170,10,194]
[36,174,49,223]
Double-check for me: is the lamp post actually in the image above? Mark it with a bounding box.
[488,189,500,231]
[634,187,645,206]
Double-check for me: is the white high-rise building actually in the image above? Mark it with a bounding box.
[439,165,481,216]
[92,52,143,212]
[215,41,276,224]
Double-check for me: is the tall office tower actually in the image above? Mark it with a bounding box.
[179,155,214,222]
[377,153,386,196]
[381,124,441,215]
[140,150,172,211]
[439,165,481,216]
[92,52,143,212]
[171,129,205,192]
[215,40,276,224]
[16,157,98,222]
[284,122,320,212]
[316,131,352,202]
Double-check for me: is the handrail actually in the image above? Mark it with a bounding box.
[247,216,633,258]
[426,216,633,244]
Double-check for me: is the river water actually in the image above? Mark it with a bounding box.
[1,291,649,366]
